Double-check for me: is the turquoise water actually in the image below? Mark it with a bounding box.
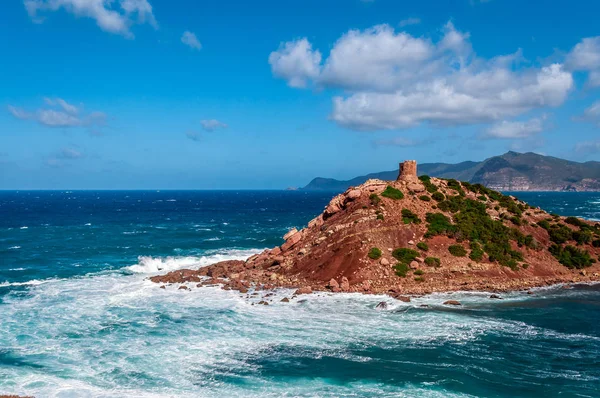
[1,191,600,397]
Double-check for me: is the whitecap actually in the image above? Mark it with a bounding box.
[8,246,21,250]
[19,226,28,230]
[8,268,26,271]
[126,248,263,274]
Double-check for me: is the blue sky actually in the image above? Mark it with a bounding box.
[1,0,600,189]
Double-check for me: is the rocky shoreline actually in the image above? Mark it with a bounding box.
[150,161,600,303]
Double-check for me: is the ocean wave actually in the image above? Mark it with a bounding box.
[126,248,263,274]
[8,246,21,250]
[0,279,54,288]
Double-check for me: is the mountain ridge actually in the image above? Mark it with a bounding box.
[302,152,600,192]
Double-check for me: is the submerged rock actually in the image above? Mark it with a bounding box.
[375,301,388,310]
[443,300,461,306]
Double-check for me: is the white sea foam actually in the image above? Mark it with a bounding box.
[7,246,21,250]
[126,248,263,274]
[0,279,55,288]
[8,268,26,271]
[19,226,28,230]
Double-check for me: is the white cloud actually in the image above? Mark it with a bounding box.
[58,147,84,159]
[483,117,545,139]
[270,22,574,131]
[181,31,202,50]
[269,38,322,88]
[200,119,227,132]
[398,17,421,27]
[23,0,157,38]
[575,140,600,154]
[566,36,600,87]
[186,131,200,141]
[7,98,106,129]
[574,100,600,126]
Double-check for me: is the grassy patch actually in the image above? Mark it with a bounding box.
[416,242,429,251]
[469,241,484,261]
[369,193,381,206]
[381,186,404,200]
[432,192,445,202]
[414,269,424,276]
[394,262,410,277]
[419,175,438,193]
[419,195,431,202]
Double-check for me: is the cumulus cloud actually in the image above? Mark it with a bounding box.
[269,38,322,88]
[483,117,545,139]
[200,119,228,132]
[23,0,157,38]
[398,17,421,27]
[270,22,574,131]
[7,98,106,129]
[566,36,600,87]
[181,31,202,50]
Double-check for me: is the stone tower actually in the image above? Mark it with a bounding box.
[397,160,418,182]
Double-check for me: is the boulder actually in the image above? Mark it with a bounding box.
[409,261,419,269]
[280,297,290,303]
[340,277,350,292]
[308,214,324,229]
[407,182,425,193]
[258,301,269,305]
[295,286,312,295]
[346,189,362,200]
[443,300,461,306]
[327,278,340,290]
[415,257,424,263]
[375,301,388,310]
[489,294,502,299]
[380,258,390,266]
[270,246,282,256]
[178,285,189,291]
[408,240,415,245]
[283,228,299,241]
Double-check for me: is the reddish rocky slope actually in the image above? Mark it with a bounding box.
[151,161,600,297]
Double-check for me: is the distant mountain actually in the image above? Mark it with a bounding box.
[301,152,600,192]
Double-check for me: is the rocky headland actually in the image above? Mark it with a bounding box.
[151,161,600,301]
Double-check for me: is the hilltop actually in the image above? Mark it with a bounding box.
[151,161,600,300]
[302,152,600,192]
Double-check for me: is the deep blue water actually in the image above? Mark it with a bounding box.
[0,190,599,397]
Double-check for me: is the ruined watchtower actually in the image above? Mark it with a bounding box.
[397,160,418,182]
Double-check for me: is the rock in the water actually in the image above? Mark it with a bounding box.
[443,300,461,306]
[258,301,269,305]
[178,285,189,291]
[397,296,411,303]
[280,297,290,302]
[295,286,312,295]
[340,277,350,292]
[327,278,339,290]
[375,301,388,310]
[159,285,166,289]
[489,294,502,299]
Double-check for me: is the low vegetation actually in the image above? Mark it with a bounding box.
[419,195,431,202]
[448,244,467,257]
[368,247,382,260]
[381,186,404,200]
[401,209,421,224]
[424,257,441,267]
[417,242,429,251]
[394,262,410,277]
[549,244,594,269]
[369,193,381,206]
[418,175,438,193]
[432,192,445,202]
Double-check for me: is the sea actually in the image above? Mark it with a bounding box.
[1,190,600,397]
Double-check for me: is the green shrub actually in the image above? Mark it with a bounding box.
[548,224,573,244]
[549,244,594,269]
[425,212,456,237]
[510,216,522,226]
[449,244,467,257]
[414,269,424,276]
[522,263,530,269]
[573,230,593,245]
[417,242,429,251]
[432,192,445,202]
[477,195,487,201]
[446,179,465,196]
[469,241,484,261]
[593,239,600,248]
[392,248,419,264]
[368,247,382,260]
[402,209,421,224]
[394,262,410,277]
[369,193,381,205]
[414,276,425,282]
[381,186,404,200]
[419,175,438,193]
[537,220,551,230]
[424,257,441,267]
[377,213,385,221]
[419,195,431,202]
